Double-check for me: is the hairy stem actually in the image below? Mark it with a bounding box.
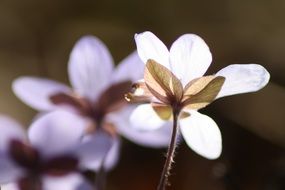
[157,109,179,190]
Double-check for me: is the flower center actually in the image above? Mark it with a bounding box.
[8,139,79,190]
[50,80,132,136]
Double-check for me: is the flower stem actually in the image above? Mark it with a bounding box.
[157,110,179,190]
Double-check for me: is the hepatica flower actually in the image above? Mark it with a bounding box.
[13,35,172,171]
[0,111,110,190]
[126,31,270,189]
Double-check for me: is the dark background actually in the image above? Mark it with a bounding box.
[0,0,284,189]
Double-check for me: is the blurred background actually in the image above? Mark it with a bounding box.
[0,0,284,189]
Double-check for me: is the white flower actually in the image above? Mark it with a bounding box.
[0,111,108,190]
[13,36,172,170]
[129,31,270,159]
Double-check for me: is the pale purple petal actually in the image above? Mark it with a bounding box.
[42,173,93,190]
[135,31,170,69]
[0,156,23,184]
[68,36,114,102]
[0,115,26,152]
[169,34,212,86]
[111,51,144,83]
[0,116,25,184]
[129,104,165,131]
[107,107,172,148]
[12,77,71,111]
[102,137,120,171]
[179,111,222,159]
[28,111,87,158]
[1,182,20,190]
[76,131,112,171]
[216,64,270,99]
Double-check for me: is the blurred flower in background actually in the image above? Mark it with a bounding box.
[0,111,109,190]
[12,35,172,172]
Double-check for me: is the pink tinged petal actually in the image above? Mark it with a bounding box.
[215,64,270,99]
[179,111,222,160]
[169,34,212,86]
[28,111,87,158]
[42,173,93,190]
[0,116,25,152]
[68,36,114,102]
[76,131,112,171]
[129,104,165,131]
[108,107,172,148]
[0,157,24,184]
[12,77,71,111]
[111,51,144,83]
[135,31,170,69]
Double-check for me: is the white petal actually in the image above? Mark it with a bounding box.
[169,34,212,86]
[108,106,172,148]
[0,156,23,184]
[12,77,71,111]
[77,131,113,171]
[135,31,170,68]
[130,104,165,131]
[28,111,87,158]
[111,51,144,83]
[42,173,93,190]
[216,64,270,98]
[0,115,26,152]
[180,111,222,159]
[68,35,114,102]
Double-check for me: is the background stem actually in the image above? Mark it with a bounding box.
[95,155,107,190]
